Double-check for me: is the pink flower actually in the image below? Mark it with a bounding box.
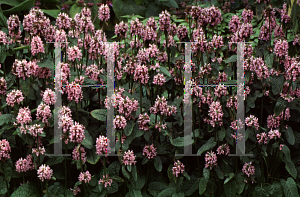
[0,77,7,95]
[242,161,255,177]
[69,122,85,144]
[138,113,150,131]
[0,31,8,45]
[16,107,32,125]
[98,174,113,187]
[143,144,157,159]
[203,101,223,127]
[72,146,86,164]
[37,164,53,182]
[78,171,92,183]
[122,150,137,166]
[67,46,82,61]
[0,139,11,161]
[32,146,45,157]
[70,186,81,196]
[7,15,21,43]
[115,21,128,39]
[245,115,259,130]
[28,124,43,137]
[153,73,166,86]
[63,81,83,103]
[113,115,127,130]
[216,144,230,156]
[279,144,284,150]
[172,160,185,177]
[256,132,268,144]
[56,12,72,30]
[96,135,111,156]
[43,88,56,105]
[31,36,45,56]
[98,4,110,21]
[15,157,32,173]
[268,129,281,140]
[11,59,31,80]
[6,90,24,107]
[205,151,218,170]
[36,103,51,124]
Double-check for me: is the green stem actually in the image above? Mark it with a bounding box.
[65,144,68,196]
[4,171,9,196]
[46,182,49,197]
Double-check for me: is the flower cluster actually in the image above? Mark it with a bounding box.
[205,151,218,170]
[96,135,110,156]
[37,164,53,182]
[245,115,259,130]
[216,144,230,156]
[122,150,137,166]
[0,139,11,161]
[69,122,85,144]
[143,144,157,159]
[172,160,185,177]
[72,146,87,164]
[42,88,56,105]
[6,90,24,107]
[138,113,150,131]
[203,101,223,127]
[150,96,177,116]
[98,174,113,187]
[78,171,92,183]
[36,103,51,124]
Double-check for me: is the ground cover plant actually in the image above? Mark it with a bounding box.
[0,0,300,196]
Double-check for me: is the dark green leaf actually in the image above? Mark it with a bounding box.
[158,187,175,197]
[69,4,82,19]
[112,0,146,21]
[274,97,286,116]
[199,177,208,195]
[86,149,101,165]
[272,75,285,95]
[132,165,137,181]
[10,183,37,197]
[282,177,299,197]
[197,137,217,155]
[224,178,238,197]
[108,161,121,176]
[3,0,35,15]
[82,130,93,149]
[41,9,60,18]
[122,165,130,179]
[20,78,30,96]
[0,176,7,194]
[0,114,14,126]
[154,156,163,172]
[171,135,193,147]
[285,126,295,145]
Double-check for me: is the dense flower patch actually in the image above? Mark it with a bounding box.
[0,1,299,197]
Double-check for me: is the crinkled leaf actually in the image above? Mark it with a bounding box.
[90,109,106,121]
[199,177,208,195]
[0,114,14,126]
[158,187,175,197]
[197,137,217,155]
[10,182,37,197]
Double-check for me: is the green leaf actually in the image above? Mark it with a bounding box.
[122,165,130,179]
[159,66,171,77]
[154,156,162,172]
[171,135,193,147]
[281,177,299,197]
[167,0,179,8]
[41,9,60,18]
[145,3,163,18]
[132,165,137,181]
[108,161,121,176]
[214,165,224,179]
[0,176,7,195]
[124,120,134,136]
[90,109,106,121]
[225,55,237,63]
[265,181,282,196]
[285,126,295,145]
[112,0,146,21]
[272,75,285,95]
[224,178,238,197]
[20,78,30,96]
[82,130,93,149]
[86,149,101,165]
[158,187,176,197]
[224,172,234,184]
[218,127,226,141]
[0,114,14,126]
[134,0,143,5]
[182,171,190,180]
[10,183,37,197]
[69,4,82,19]
[0,0,22,6]
[149,181,168,193]
[199,177,208,195]
[274,97,286,116]
[106,181,118,194]
[285,161,297,180]
[255,186,270,197]
[45,156,64,166]
[197,137,217,155]
[0,10,7,28]
[37,57,54,71]
[3,0,35,15]
[172,192,184,197]
[203,167,210,180]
